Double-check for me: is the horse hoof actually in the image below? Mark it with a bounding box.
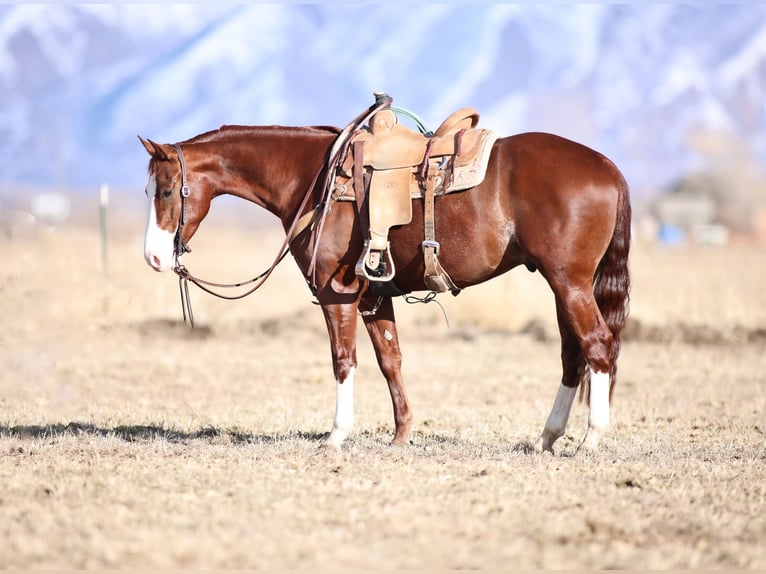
[321,437,343,453]
[533,436,555,455]
[389,433,411,447]
[575,431,601,455]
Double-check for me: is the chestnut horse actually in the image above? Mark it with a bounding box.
[139,110,630,455]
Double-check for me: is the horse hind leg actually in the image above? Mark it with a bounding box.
[546,281,614,455]
[579,370,610,453]
[361,296,413,445]
[535,383,577,454]
[535,302,584,454]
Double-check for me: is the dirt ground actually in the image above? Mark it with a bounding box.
[1,197,765,568]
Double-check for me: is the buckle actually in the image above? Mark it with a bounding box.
[181,184,191,198]
[422,240,440,256]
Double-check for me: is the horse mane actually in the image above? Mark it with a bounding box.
[186,124,341,144]
[143,124,342,173]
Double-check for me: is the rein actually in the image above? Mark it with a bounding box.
[168,94,395,327]
[170,143,317,327]
[306,92,393,286]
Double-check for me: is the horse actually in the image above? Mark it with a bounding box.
[138,102,631,456]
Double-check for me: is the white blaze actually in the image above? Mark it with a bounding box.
[143,174,176,272]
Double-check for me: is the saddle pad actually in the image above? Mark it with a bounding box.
[334,129,499,202]
[445,129,500,192]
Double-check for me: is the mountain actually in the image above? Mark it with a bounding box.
[1,4,765,202]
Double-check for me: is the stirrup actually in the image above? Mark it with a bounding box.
[355,240,396,282]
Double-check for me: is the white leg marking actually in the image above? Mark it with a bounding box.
[579,370,610,452]
[143,175,176,272]
[327,367,355,449]
[588,370,611,429]
[535,383,577,453]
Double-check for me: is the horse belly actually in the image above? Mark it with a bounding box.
[387,189,521,291]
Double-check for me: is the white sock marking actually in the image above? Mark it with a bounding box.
[546,383,577,436]
[578,370,611,452]
[328,367,355,448]
[538,383,577,452]
[589,370,610,430]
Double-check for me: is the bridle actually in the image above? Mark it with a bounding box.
[171,143,193,259]
[169,142,301,327]
[166,94,393,327]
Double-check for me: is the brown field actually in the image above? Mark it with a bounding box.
[1,195,765,569]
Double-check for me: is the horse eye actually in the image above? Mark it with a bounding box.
[159,189,172,199]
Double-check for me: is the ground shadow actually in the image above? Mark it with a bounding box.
[2,423,565,456]
[0,421,329,445]
[133,318,214,340]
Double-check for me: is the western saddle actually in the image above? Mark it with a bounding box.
[332,95,498,293]
[294,94,499,295]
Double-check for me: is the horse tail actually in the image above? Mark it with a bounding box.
[583,171,632,403]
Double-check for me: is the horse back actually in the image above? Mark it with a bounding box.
[385,131,626,290]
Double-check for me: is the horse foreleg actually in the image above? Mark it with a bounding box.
[321,303,359,450]
[361,296,413,445]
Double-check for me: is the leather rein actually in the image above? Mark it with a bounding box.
[170,142,311,327]
[168,95,392,327]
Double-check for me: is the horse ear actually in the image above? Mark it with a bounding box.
[137,135,171,161]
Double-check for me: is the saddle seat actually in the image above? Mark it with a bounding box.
[354,107,480,170]
[338,103,499,289]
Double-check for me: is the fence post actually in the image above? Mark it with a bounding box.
[100,183,109,273]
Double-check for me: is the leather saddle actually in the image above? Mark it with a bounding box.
[337,104,498,291]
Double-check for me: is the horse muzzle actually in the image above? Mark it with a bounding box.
[144,245,178,272]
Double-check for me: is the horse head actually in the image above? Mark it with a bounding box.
[139,136,211,272]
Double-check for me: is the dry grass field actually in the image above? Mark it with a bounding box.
[1,195,765,568]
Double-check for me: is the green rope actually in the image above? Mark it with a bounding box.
[391,106,433,136]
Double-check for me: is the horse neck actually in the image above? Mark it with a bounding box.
[190,126,336,225]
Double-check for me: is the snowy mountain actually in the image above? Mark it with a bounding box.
[1,4,765,200]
